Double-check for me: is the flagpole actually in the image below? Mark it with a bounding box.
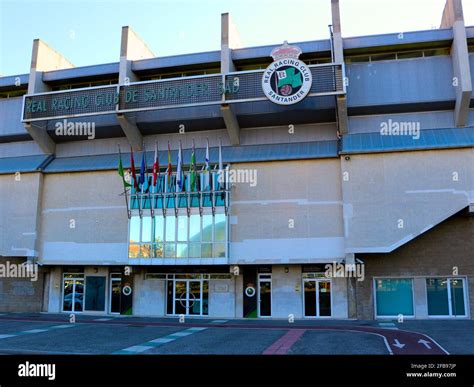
[139,144,145,218]
[118,144,131,219]
[144,142,153,218]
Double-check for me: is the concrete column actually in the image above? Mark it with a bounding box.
[220,13,241,146]
[345,253,357,319]
[117,26,154,151]
[331,0,348,135]
[24,39,74,154]
[440,0,472,127]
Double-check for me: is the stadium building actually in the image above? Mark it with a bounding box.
[0,0,473,320]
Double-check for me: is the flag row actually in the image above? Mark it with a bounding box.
[118,140,226,195]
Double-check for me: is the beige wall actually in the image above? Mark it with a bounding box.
[0,173,42,257]
[343,148,474,253]
[230,159,345,264]
[39,171,129,265]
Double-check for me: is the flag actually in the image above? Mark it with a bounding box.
[277,67,302,88]
[139,149,146,188]
[176,142,183,192]
[202,139,211,190]
[118,153,131,188]
[167,142,172,187]
[218,140,224,189]
[130,146,138,190]
[189,141,197,191]
[152,142,159,187]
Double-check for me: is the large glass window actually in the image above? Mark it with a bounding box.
[85,276,106,311]
[375,278,414,317]
[426,278,467,317]
[129,212,227,259]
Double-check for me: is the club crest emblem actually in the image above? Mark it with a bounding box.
[261,41,312,105]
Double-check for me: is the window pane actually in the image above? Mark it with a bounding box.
[215,213,226,242]
[375,279,413,316]
[202,281,209,315]
[304,281,316,317]
[142,217,152,242]
[63,280,74,311]
[165,216,176,242]
[427,278,449,316]
[154,217,164,243]
[165,243,176,258]
[129,243,140,258]
[85,276,106,311]
[202,215,212,242]
[74,280,84,312]
[129,216,140,244]
[189,243,200,258]
[450,279,466,316]
[141,244,152,258]
[189,214,201,242]
[201,243,212,258]
[214,243,226,258]
[154,243,163,258]
[176,242,188,258]
[177,216,188,241]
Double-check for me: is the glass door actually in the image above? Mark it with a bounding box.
[304,279,332,317]
[258,274,272,317]
[170,277,209,316]
[62,274,84,312]
[174,280,188,315]
[188,280,202,315]
[427,277,467,317]
[109,274,121,314]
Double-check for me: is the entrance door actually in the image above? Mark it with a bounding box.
[170,278,209,316]
[304,279,332,317]
[109,274,122,314]
[258,274,272,317]
[62,274,84,312]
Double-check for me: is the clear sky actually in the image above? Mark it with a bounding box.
[0,0,473,76]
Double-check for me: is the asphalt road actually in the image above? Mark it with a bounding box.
[0,312,471,355]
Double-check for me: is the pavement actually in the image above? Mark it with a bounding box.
[0,312,472,355]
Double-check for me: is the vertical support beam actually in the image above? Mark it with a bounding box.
[24,39,74,154]
[331,0,348,135]
[220,13,241,146]
[345,253,357,319]
[118,26,154,150]
[440,0,472,127]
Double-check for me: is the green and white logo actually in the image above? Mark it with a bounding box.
[262,41,312,105]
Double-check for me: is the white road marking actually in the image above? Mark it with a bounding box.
[392,339,405,349]
[21,329,49,334]
[114,327,208,355]
[418,339,432,349]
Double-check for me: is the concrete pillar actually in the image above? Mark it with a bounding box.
[220,13,241,146]
[440,0,472,127]
[331,0,348,135]
[24,39,74,154]
[117,26,154,151]
[345,253,357,319]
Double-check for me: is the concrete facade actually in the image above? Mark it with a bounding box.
[1,1,474,320]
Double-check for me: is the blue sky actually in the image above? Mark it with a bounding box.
[0,0,473,76]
